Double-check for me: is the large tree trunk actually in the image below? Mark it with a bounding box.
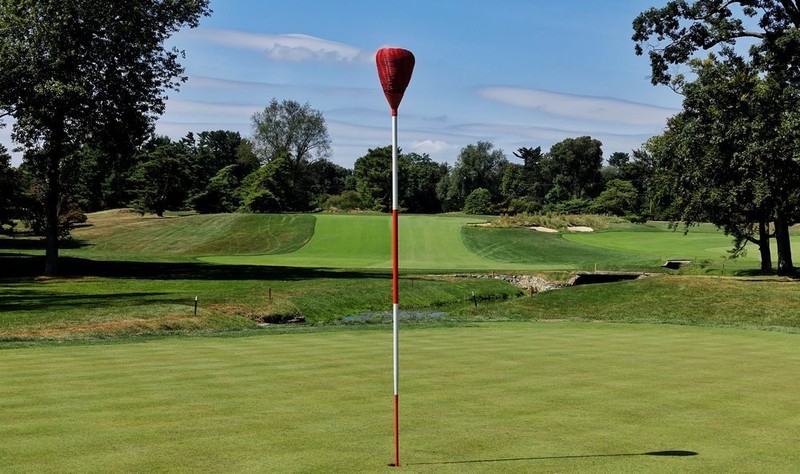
[758,219,773,273]
[43,154,61,276]
[775,213,795,276]
[43,137,64,276]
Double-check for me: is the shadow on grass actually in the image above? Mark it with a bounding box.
[0,254,388,281]
[0,238,87,250]
[0,289,172,313]
[734,268,800,279]
[408,450,698,466]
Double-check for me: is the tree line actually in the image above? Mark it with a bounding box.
[4,0,800,276]
[1,99,659,231]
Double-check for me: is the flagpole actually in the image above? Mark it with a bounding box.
[376,47,414,469]
[391,109,400,468]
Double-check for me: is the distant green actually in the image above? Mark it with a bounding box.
[563,221,800,272]
[200,214,534,271]
[50,211,794,274]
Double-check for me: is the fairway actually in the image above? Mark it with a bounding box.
[1,323,798,473]
[200,214,539,271]
[54,211,794,274]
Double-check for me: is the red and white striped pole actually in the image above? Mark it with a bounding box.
[376,47,414,468]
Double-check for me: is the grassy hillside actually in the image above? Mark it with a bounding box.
[201,214,533,271]
[66,209,315,260]
[462,226,660,271]
[37,211,786,274]
[4,210,800,341]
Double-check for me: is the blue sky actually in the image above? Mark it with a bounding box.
[4,0,683,167]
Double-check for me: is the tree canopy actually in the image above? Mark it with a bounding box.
[633,0,800,88]
[634,0,800,274]
[251,99,331,166]
[0,0,211,274]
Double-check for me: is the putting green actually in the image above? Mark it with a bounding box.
[200,214,545,271]
[1,323,798,472]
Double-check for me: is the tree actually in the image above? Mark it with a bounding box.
[462,188,492,215]
[0,0,211,275]
[633,1,800,88]
[190,164,243,214]
[239,154,296,213]
[307,159,351,209]
[645,54,800,273]
[251,99,331,166]
[69,145,138,212]
[130,136,193,217]
[591,179,639,217]
[607,152,630,168]
[250,99,331,211]
[440,141,507,212]
[501,146,550,214]
[399,152,447,213]
[353,146,392,211]
[634,1,800,274]
[186,130,256,213]
[546,136,604,202]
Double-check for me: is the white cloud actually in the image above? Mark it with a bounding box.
[479,86,678,127]
[187,75,287,91]
[163,99,262,119]
[192,29,370,64]
[409,140,459,156]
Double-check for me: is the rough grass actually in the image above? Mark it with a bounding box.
[454,274,800,330]
[491,212,627,230]
[0,269,521,342]
[1,323,798,472]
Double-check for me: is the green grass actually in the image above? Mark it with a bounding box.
[7,210,787,274]
[454,275,800,329]
[3,212,800,471]
[0,269,521,340]
[4,211,800,340]
[200,214,530,271]
[562,221,800,273]
[462,226,661,271]
[1,323,798,473]
[65,210,315,260]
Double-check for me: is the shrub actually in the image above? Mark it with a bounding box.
[462,188,492,215]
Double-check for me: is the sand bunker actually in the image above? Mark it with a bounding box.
[530,226,558,233]
[567,226,594,232]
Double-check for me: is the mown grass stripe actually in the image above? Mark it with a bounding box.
[1,323,798,472]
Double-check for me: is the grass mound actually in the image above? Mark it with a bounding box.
[200,214,527,271]
[69,210,316,259]
[461,226,659,271]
